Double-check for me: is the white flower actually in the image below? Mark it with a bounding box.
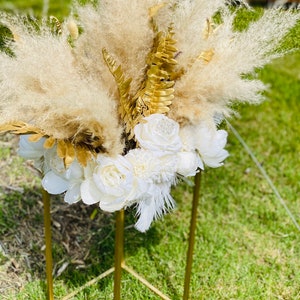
[125,149,177,232]
[41,146,69,194]
[180,123,229,168]
[18,134,45,160]
[176,151,203,177]
[195,127,229,168]
[134,114,182,152]
[81,154,136,212]
[179,126,197,152]
[42,170,69,194]
[64,161,84,204]
[125,149,177,185]
[42,159,85,201]
[44,147,66,175]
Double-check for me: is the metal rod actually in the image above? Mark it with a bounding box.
[122,264,171,300]
[114,209,125,299]
[183,171,201,300]
[62,267,115,300]
[42,189,54,300]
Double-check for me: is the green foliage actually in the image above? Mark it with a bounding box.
[0,1,299,299]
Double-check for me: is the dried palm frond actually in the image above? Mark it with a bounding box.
[102,48,134,134]
[103,24,181,137]
[132,26,179,121]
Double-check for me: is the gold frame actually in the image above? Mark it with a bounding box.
[43,172,202,299]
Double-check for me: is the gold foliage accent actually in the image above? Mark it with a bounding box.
[0,121,44,135]
[0,121,96,168]
[57,140,76,167]
[132,26,178,120]
[148,3,166,18]
[188,19,216,68]
[102,48,134,134]
[197,49,214,64]
[103,25,180,138]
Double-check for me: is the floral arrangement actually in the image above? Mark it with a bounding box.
[0,0,299,231]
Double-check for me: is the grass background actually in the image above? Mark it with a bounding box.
[0,1,299,299]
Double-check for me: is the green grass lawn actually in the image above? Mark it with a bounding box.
[0,1,300,299]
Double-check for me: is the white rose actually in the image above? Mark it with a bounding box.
[179,126,197,151]
[176,151,203,177]
[195,126,229,168]
[88,155,137,212]
[134,114,182,152]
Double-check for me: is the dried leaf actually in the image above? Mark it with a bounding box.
[76,146,91,167]
[57,140,76,168]
[148,3,166,18]
[133,27,179,122]
[197,49,215,64]
[43,136,56,149]
[64,141,76,168]
[102,48,134,133]
[28,133,44,142]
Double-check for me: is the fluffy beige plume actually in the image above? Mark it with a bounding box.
[166,4,300,125]
[0,14,124,157]
[0,0,299,152]
[73,0,160,96]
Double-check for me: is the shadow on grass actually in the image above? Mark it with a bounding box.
[0,185,165,296]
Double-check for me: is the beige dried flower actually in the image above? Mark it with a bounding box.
[0,0,299,164]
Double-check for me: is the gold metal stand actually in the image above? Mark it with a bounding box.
[183,171,201,300]
[114,209,124,299]
[43,171,202,299]
[42,189,54,300]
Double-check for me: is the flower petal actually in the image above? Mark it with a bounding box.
[42,171,68,194]
[18,135,45,159]
[99,196,127,212]
[64,183,81,204]
[80,178,102,205]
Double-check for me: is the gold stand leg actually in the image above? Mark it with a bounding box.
[42,189,54,300]
[114,209,125,299]
[61,173,202,300]
[183,171,201,300]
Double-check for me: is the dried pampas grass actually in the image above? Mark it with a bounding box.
[0,0,299,159]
